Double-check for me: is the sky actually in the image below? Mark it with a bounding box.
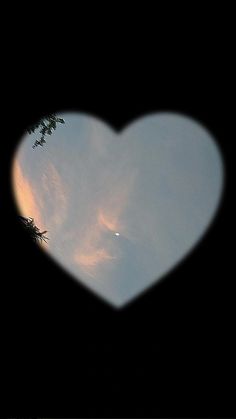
[12,112,223,307]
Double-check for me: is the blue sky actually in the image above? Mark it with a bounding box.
[12,112,224,307]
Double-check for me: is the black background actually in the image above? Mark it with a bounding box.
[0,29,235,417]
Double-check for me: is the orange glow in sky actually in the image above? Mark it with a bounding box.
[12,159,46,232]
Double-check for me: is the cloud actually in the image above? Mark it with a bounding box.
[73,209,116,277]
[41,162,68,231]
[74,246,115,277]
[12,159,46,232]
[12,157,68,250]
[73,166,137,278]
[98,209,120,232]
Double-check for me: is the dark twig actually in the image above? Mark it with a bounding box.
[19,216,49,243]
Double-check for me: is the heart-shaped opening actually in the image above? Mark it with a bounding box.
[12,112,224,307]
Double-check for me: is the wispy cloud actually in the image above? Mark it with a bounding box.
[12,159,46,232]
[73,167,137,277]
[41,162,68,232]
[13,157,68,250]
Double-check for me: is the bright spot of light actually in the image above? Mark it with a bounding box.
[115,232,120,236]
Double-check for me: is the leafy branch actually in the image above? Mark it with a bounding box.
[27,113,65,148]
